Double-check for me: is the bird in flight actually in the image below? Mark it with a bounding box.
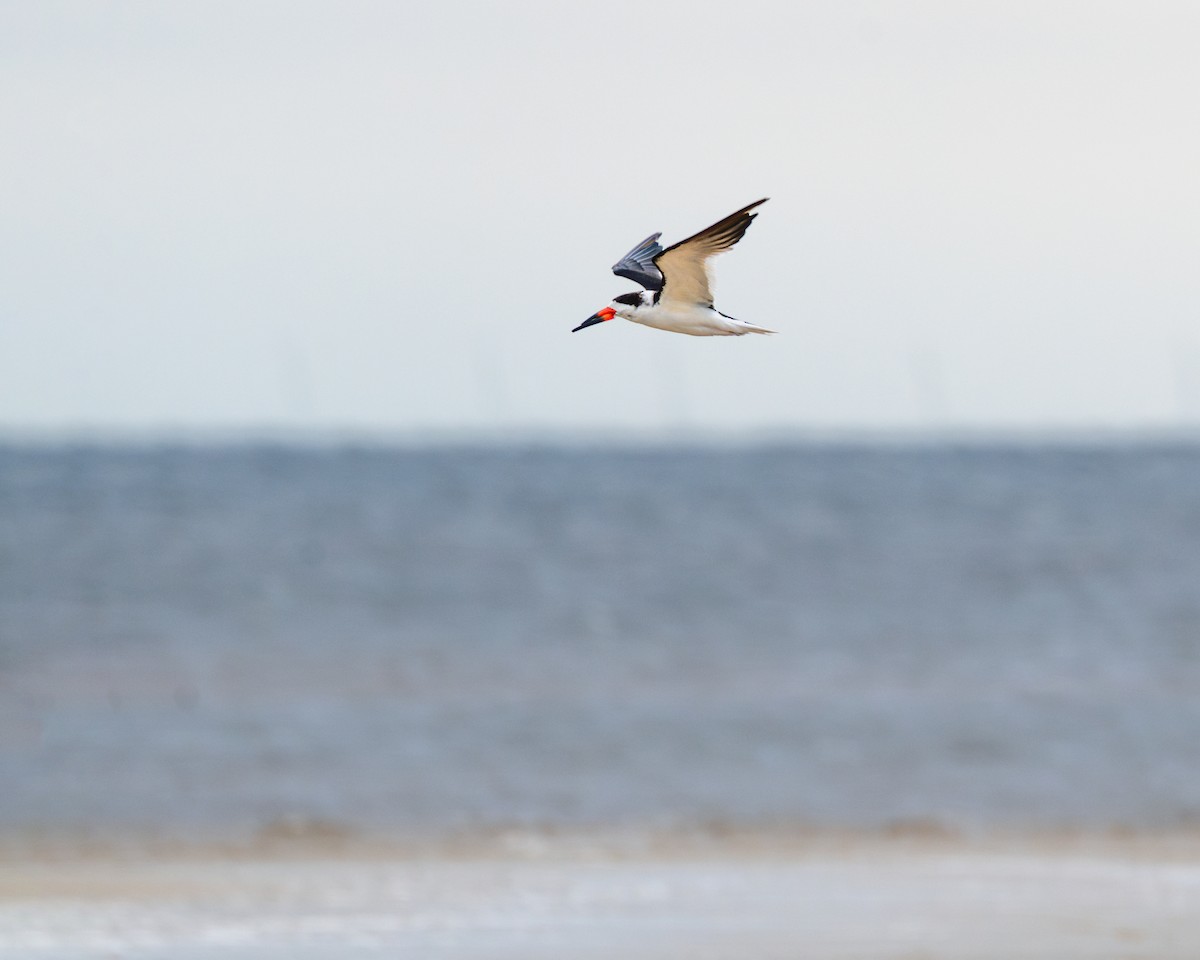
[574,199,774,337]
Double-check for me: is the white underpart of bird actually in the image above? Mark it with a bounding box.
[573,198,776,337]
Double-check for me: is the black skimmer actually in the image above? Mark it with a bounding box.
[574,199,775,337]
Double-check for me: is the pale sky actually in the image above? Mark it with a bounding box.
[2,2,1199,437]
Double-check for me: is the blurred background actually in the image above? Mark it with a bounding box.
[2,2,1199,849]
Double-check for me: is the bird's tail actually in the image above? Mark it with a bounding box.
[720,311,776,335]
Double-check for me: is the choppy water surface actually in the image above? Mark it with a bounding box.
[2,443,1199,839]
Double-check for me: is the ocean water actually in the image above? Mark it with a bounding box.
[2,443,1199,840]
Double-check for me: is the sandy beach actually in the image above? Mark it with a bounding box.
[3,831,1199,959]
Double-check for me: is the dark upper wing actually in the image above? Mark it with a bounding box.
[654,199,768,307]
[612,232,665,291]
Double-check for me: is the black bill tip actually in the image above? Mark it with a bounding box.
[572,313,606,333]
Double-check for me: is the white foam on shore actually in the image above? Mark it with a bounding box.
[3,840,1200,959]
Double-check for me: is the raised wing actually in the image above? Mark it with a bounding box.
[654,199,767,307]
[612,232,664,291]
